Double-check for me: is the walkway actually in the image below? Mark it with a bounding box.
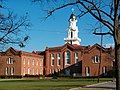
[69,81,116,90]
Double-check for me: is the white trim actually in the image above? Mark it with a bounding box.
[65,51,70,65]
[11,67,14,75]
[57,53,60,66]
[51,54,54,66]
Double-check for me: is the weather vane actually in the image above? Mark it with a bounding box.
[72,8,74,13]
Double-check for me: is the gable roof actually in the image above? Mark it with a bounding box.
[86,43,112,53]
[45,43,112,54]
[5,47,20,56]
[0,47,43,57]
[45,43,86,52]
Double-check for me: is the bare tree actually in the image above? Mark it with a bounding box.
[0,1,30,50]
[32,0,120,89]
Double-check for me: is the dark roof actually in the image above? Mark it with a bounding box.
[45,43,112,53]
[0,47,43,57]
[70,13,76,19]
[46,43,86,51]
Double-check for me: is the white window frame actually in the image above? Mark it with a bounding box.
[50,69,52,74]
[36,60,38,66]
[75,52,79,66]
[57,53,60,66]
[5,67,8,75]
[103,66,107,76]
[94,55,100,63]
[36,69,38,75]
[32,60,34,66]
[23,67,26,75]
[23,58,26,65]
[11,67,14,75]
[91,55,100,63]
[32,68,34,75]
[40,69,42,75]
[28,59,30,65]
[65,51,70,65]
[86,67,90,76]
[51,54,54,66]
[7,58,14,64]
[28,68,30,74]
[40,60,42,66]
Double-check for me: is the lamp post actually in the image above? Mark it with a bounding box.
[93,23,110,82]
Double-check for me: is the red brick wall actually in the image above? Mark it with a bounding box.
[82,47,113,77]
[44,45,113,77]
[0,55,21,75]
[21,54,43,75]
[44,48,84,76]
[0,48,44,76]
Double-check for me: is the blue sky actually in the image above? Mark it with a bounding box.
[4,0,114,52]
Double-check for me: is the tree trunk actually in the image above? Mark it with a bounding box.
[115,26,120,90]
[115,43,120,90]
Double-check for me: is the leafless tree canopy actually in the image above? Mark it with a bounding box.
[32,0,119,35]
[0,1,30,50]
[32,0,120,89]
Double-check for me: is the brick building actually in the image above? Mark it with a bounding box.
[0,47,43,76]
[0,12,114,77]
[40,12,114,77]
[42,43,113,77]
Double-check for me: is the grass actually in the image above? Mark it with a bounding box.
[0,78,113,90]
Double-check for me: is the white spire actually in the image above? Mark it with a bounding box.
[64,10,81,45]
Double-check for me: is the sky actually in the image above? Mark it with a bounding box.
[2,0,114,52]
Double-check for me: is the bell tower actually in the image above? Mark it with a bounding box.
[64,10,81,45]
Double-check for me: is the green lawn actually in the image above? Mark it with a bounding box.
[0,78,113,90]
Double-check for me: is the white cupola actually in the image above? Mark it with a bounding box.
[64,12,81,45]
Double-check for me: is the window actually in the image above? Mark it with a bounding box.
[57,53,60,66]
[52,69,54,74]
[50,69,52,74]
[32,60,34,66]
[86,67,90,76]
[75,52,79,66]
[32,68,34,75]
[40,69,42,74]
[36,60,38,66]
[103,66,107,76]
[23,58,26,65]
[91,55,100,63]
[51,59,54,66]
[51,54,54,66]
[5,67,8,75]
[7,58,14,64]
[28,59,30,65]
[65,51,70,65]
[95,55,100,63]
[36,69,38,75]
[23,67,26,75]
[28,68,30,74]
[40,60,42,66]
[11,67,14,75]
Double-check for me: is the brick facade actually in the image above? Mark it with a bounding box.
[0,43,114,77]
[42,43,113,77]
[0,47,44,76]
